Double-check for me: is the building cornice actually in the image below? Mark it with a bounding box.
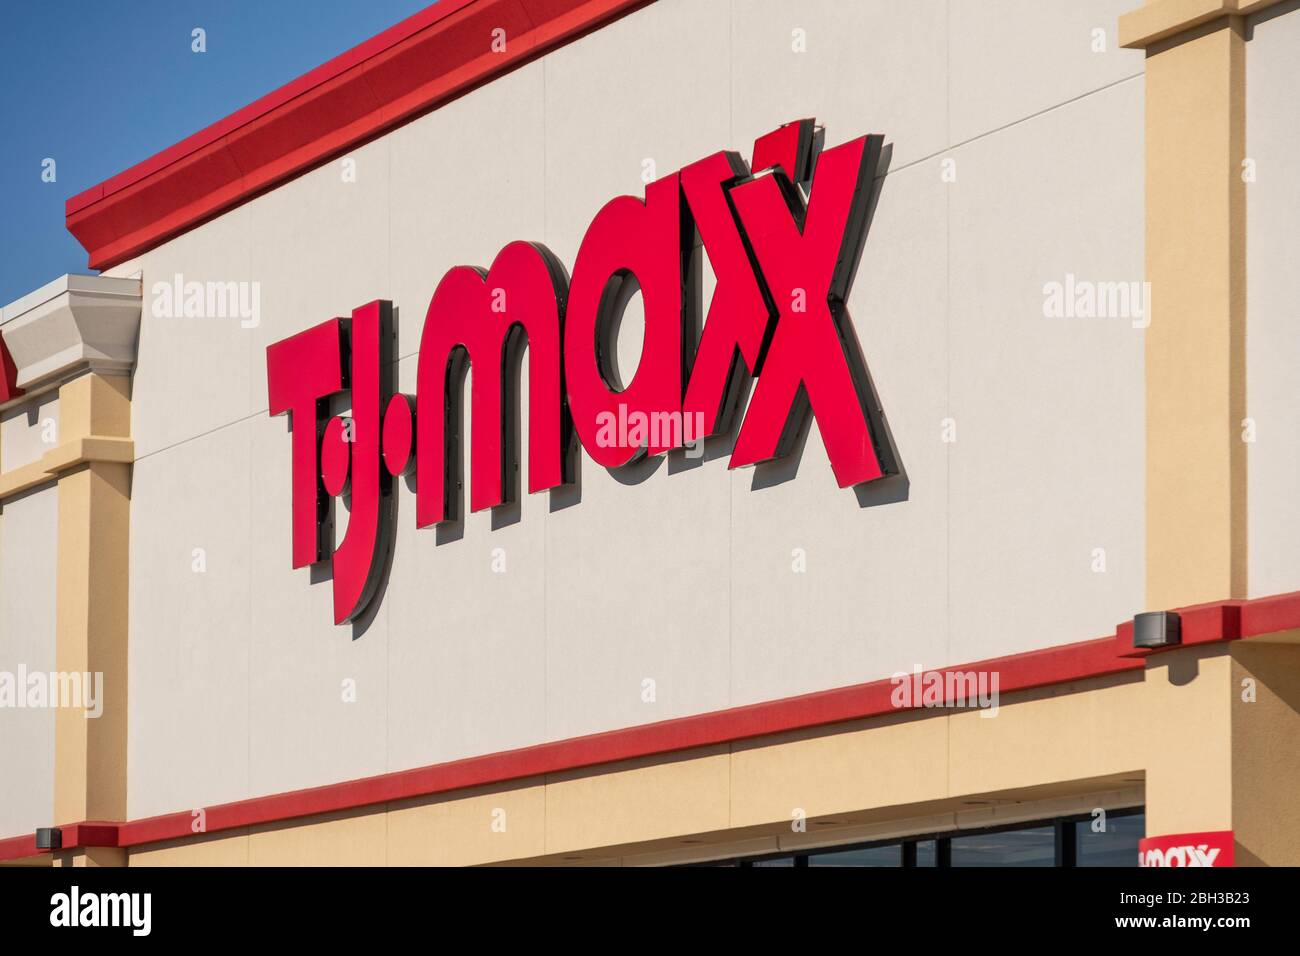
[1120,0,1287,49]
[0,274,141,395]
[0,435,135,500]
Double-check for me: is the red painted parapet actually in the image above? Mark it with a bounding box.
[64,0,654,270]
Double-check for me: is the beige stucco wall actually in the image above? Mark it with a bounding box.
[103,0,1148,820]
[1231,639,1300,866]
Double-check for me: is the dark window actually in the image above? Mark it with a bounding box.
[694,807,1142,867]
[809,844,901,867]
[912,839,938,867]
[950,825,1055,867]
[1076,811,1145,867]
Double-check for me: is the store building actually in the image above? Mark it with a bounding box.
[2,0,1299,867]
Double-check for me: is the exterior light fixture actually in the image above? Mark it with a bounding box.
[1133,611,1181,650]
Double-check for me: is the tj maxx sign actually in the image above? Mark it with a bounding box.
[266,119,895,624]
[1138,832,1235,867]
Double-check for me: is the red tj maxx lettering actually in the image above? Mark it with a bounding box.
[266,120,896,624]
[1137,831,1235,867]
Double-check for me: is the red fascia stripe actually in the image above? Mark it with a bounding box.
[0,833,38,861]
[1240,588,1300,637]
[8,590,1298,862]
[64,0,652,271]
[119,637,1135,847]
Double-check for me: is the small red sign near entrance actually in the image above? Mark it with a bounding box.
[267,119,896,624]
[1138,831,1235,867]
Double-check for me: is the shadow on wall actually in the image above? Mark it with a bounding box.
[286,134,912,641]
[1230,641,1300,866]
[560,137,909,509]
[1243,0,1300,38]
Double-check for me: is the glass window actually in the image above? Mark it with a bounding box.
[913,840,938,867]
[694,807,1144,868]
[1076,812,1144,867]
[808,844,901,867]
[950,825,1055,867]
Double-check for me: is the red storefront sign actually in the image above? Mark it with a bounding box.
[267,119,895,624]
[0,335,23,402]
[1138,831,1235,867]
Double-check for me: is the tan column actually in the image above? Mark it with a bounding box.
[1122,2,1249,612]
[1230,638,1300,865]
[1122,0,1296,863]
[52,373,133,867]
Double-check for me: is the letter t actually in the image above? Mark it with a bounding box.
[266,319,345,567]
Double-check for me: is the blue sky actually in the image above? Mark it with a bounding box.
[0,0,433,306]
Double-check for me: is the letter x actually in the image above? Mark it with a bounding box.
[728,133,890,488]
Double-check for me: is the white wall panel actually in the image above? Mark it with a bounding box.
[0,487,59,835]
[1246,3,1300,598]
[122,0,1147,813]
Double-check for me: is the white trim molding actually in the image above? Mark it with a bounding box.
[0,274,142,392]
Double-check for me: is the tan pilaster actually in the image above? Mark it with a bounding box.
[52,373,133,830]
[1122,2,1249,612]
[1230,637,1300,865]
[1121,0,1297,862]
[0,275,140,867]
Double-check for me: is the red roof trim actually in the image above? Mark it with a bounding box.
[64,0,651,270]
